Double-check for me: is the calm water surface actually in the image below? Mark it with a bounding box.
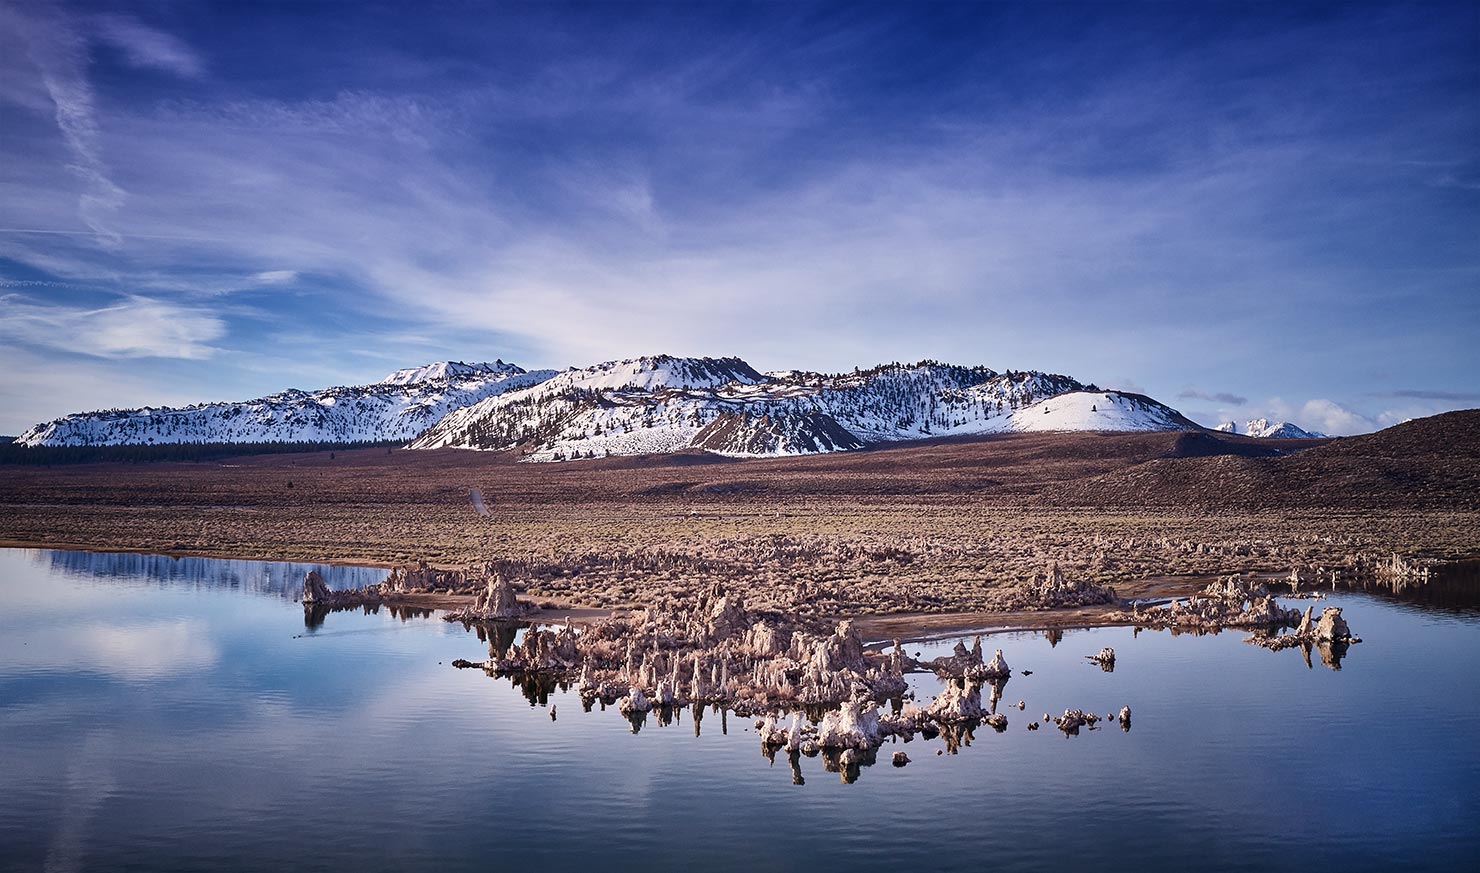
[2,547,1477,872]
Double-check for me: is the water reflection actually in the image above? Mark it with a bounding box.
[33,549,383,600]
[1329,559,1480,613]
[304,601,437,630]
[1319,639,1350,670]
[5,548,1480,870]
[471,620,521,659]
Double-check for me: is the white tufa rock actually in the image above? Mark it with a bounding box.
[927,679,985,723]
[618,687,653,715]
[984,648,1011,678]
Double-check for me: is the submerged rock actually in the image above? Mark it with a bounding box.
[1052,709,1101,735]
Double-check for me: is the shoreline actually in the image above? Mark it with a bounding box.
[0,537,406,571]
[5,536,1301,641]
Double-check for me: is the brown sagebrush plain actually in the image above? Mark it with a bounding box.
[1,411,1475,624]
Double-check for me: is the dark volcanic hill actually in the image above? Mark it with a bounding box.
[1041,409,1480,510]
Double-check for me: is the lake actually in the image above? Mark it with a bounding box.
[1,547,1477,872]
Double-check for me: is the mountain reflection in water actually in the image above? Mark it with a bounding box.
[36,548,384,600]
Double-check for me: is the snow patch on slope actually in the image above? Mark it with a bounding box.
[1009,391,1200,433]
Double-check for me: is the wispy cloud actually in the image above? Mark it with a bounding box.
[19,6,127,247]
[0,1,1474,434]
[92,13,204,78]
[0,294,226,360]
[252,270,298,285]
[5,4,203,249]
[1370,389,1480,402]
[1179,388,1248,406]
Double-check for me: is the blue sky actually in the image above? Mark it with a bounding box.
[1,0,1476,436]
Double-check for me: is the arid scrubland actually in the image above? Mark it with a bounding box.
[2,415,1476,618]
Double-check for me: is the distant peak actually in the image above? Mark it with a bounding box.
[378,360,523,385]
[1221,418,1326,439]
[561,355,767,388]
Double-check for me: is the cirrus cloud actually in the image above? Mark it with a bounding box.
[0,293,226,359]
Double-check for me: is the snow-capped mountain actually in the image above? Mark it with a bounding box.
[409,356,1200,461]
[378,360,523,386]
[14,353,1207,457]
[15,361,557,447]
[1214,418,1326,439]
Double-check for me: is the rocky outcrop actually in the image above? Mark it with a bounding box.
[930,640,1012,681]
[809,620,868,673]
[302,570,332,604]
[443,575,532,622]
[743,621,791,658]
[1315,606,1353,642]
[1088,647,1115,671]
[299,569,381,610]
[383,561,485,594]
[1201,575,1268,601]
[703,585,750,642]
[927,679,985,723]
[1104,573,1301,631]
[929,636,986,678]
[983,562,1118,611]
[1246,606,1361,660]
[984,648,1010,678]
[458,585,913,720]
[619,686,653,715]
[816,699,883,750]
[1052,709,1102,735]
[300,559,514,620]
[690,410,865,456]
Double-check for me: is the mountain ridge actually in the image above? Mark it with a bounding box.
[18,353,1207,458]
[16,361,557,447]
[408,356,1199,461]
